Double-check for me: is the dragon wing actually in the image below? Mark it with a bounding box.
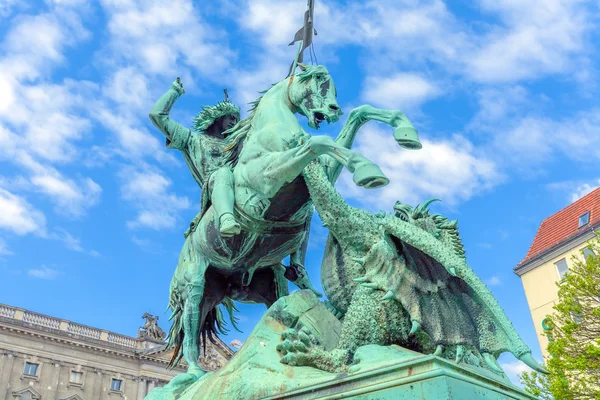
[355,216,546,373]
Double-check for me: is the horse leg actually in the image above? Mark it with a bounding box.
[238,135,388,205]
[323,105,416,184]
[308,135,390,189]
[182,281,205,377]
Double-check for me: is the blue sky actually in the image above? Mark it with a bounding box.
[1,0,599,385]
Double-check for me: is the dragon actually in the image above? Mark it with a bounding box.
[276,161,547,376]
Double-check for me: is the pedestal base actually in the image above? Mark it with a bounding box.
[162,291,534,400]
[266,353,535,400]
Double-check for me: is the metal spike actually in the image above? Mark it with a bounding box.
[381,290,394,301]
[420,198,441,211]
[449,268,457,276]
[361,282,379,289]
[519,353,549,374]
[351,257,366,265]
[410,320,421,335]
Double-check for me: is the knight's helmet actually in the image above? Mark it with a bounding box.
[192,89,241,133]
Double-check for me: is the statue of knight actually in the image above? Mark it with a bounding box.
[149,78,319,292]
[150,78,241,237]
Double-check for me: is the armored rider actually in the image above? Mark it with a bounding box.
[149,78,241,237]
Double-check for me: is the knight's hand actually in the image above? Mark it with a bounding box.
[172,77,185,95]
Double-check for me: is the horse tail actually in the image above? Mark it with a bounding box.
[166,277,185,369]
[165,294,239,369]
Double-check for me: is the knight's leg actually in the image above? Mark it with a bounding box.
[210,167,241,237]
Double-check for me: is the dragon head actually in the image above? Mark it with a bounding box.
[393,199,466,260]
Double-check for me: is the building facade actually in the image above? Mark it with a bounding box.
[0,304,233,400]
[514,188,600,358]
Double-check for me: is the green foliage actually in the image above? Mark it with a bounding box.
[520,370,554,400]
[544,236,600,400]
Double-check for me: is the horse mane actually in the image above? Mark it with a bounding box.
[221,88,270,166]
[221,64,330,166]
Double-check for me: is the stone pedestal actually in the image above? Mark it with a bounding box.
[266,353,535,400]
[158,291,534,400]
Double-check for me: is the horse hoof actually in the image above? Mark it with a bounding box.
[353,164,390,189]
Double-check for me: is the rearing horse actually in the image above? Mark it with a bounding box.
[151,64,419,394]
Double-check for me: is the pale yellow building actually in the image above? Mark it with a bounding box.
[514,187,600,358]
[0,303,233,400]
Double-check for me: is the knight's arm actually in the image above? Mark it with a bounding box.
[149,78,191,151]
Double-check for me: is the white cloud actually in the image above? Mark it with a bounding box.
[31,174,102,217]
[468,0,591,83]
[0,238,13,255]
[500,359,533,387]
[0,188,46,235]
[49,228,100,256]
[570,180,600,203]
[338,126,501,209]
[486,276,502,286]
[0,9,102,221]
[28,265,60,280]
[100,0,233,80]
[120,167,192,230]
[362,74,441,110]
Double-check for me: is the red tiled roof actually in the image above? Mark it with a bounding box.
[518,187,600,267]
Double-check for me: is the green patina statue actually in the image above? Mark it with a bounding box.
[147,64,418,395]
[277,161,546,374]
[146,63,546,399]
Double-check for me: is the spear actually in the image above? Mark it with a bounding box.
[288,0,317,76]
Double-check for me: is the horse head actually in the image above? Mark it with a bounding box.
[288,64,343,129]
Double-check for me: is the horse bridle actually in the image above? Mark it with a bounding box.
[287,75,298,109]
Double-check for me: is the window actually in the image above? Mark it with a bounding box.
[578,212,590,227]
[70,371,83,384]
[555,258,569,280]
[583,247,595,260]
[111,379,122,391]
[23,362,38,376]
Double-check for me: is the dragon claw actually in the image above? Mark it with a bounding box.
[361,282,379,289]
[281,329,298,341]
[381,290,394,301]
[455,345,465,363]
[293,341,308,352]
[409,320,421,335]
[433,345,443,357]
[298,331,311,345]
[353,276,368,283]
[483,352,503,374]
[351,257,366,265]
[281,354,297,366]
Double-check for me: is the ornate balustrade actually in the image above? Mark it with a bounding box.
[0,304,16,319]
[66,322,102,339]
[107,332,137,348]
[23,311,61,329]
[0,303,145,349]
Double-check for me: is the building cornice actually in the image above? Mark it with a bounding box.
[513,226,598,276]
[0,303,232,370]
